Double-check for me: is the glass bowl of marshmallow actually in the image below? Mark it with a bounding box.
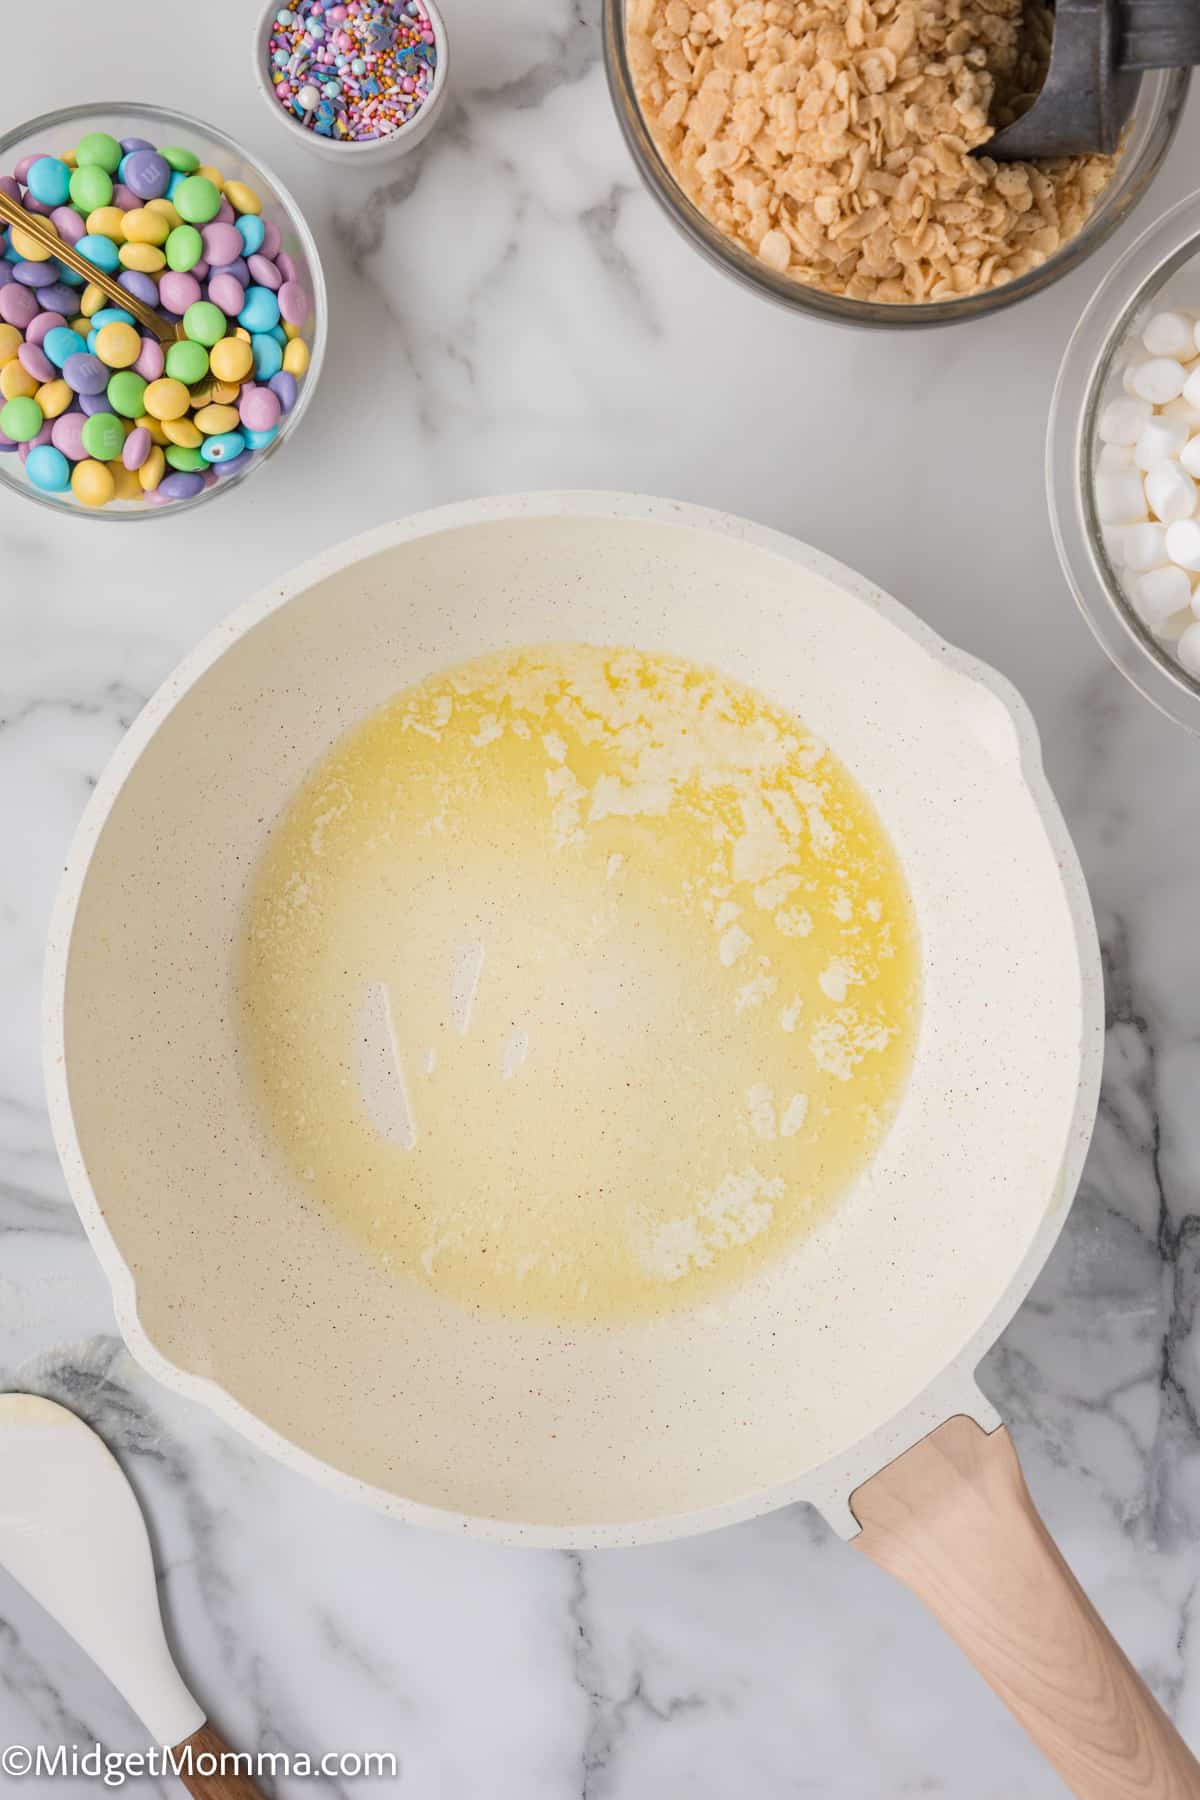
[1049,192,1200,732]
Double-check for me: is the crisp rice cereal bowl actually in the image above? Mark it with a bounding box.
[604,0,1189,328]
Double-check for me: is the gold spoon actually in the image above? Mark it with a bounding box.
[0,188,180,343]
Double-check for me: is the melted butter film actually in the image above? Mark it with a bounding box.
[240,645,920,1324]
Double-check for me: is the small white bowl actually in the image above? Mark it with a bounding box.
[253,0,448,163]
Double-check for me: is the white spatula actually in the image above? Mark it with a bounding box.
[0,1393,263,1798]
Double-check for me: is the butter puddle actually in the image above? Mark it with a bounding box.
[240,644,920,1325]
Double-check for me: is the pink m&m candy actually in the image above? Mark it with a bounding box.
[159,271,202,314]
[238,385,281,433]
[201,221,242,267]
[50,411,87,461]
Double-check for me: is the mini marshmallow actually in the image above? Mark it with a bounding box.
[1134,415,1190,470]
[1097,468,1149,523]
[1129,358,1188,404]
[1143,311,1196,359]
[1176,619,1200,675]
[1182,435,1200,479]
[1182,365,1200,411]
[1162,395,1200,429]
[1136,565,1192,627]
[1145,460,1197,524]
[1099,443,1134,471]
[1099,395,1152,444]
[1166,518,1200,572]
[1159,607,1195,642]
[1123,521,1169,572]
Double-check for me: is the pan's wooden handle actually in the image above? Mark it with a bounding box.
[171,1721,267,1799]
[851,1416,1200,1800]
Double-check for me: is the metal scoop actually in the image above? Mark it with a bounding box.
[984,0,1200,160]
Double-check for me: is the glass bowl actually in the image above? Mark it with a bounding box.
[1048,193,1200,732]
[0,102,327,520]
[602,0,1189,330]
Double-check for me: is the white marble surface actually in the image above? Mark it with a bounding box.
[4,4,1200,1795]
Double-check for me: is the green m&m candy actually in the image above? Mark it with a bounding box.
[160,145,200,173]
[0,395,43,442]
[165,339,209,384]
[182,301,226,347]
[173,175,220,225]
[69,163,113,213]
[164,444,206,472]
[81,411,124,461]
[107,371,147,419]
[165,224,203,272]
[74,131,122,173]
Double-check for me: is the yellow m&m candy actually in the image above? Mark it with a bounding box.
[71,460,116,508]
[107,461,143,500]
[138,445,166,491]
[209,337,253,384]
[35,379,73,420]
[223,179,261,215]
[0,362,38,402]
[162,417,202,449]
[94,322,141,369]
[143,378,191,422]
[119,242,165,273]
[122,207,170,246]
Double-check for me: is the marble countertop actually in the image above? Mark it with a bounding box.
[4,4,1200,1795]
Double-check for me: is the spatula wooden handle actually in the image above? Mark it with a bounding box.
[171,1721,267,1799]
[851,1416,1200,1799]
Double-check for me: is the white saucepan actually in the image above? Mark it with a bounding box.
[44,494,1199,1797]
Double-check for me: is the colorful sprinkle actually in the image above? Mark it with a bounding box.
[266,0,439,142]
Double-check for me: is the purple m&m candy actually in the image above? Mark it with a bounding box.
[268,370,298,413]
[0,284,38,329]
[0,175,20,204]
[13,260,57,289]
[123,149,171,200]
[78,389,112,416]
[50,411,87,460]
[210,257,249,287]
[39,283,78,316]
[0,264,13,291]
[0,428,18,453]
[118,269,160,307]
[157,471,205,500]
[120,136,155,153]
[62,352,108,395]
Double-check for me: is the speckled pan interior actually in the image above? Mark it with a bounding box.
[44,494,1102,1546]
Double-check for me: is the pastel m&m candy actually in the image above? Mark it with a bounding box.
[1,124,316,509]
